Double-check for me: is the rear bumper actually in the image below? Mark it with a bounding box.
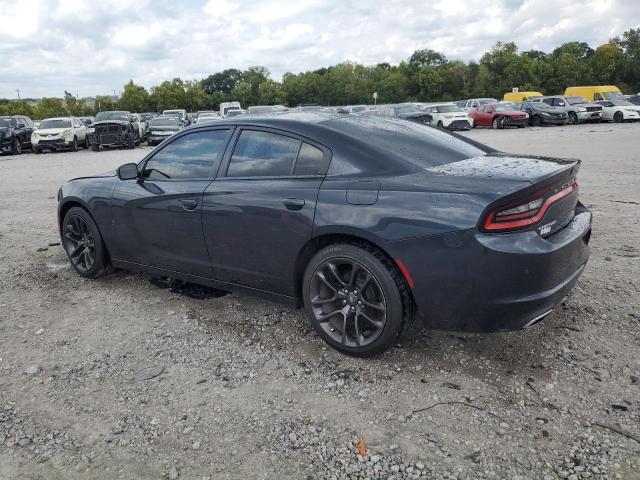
[386,204,592,332]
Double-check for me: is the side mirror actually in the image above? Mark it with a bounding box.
[117,163,139,180]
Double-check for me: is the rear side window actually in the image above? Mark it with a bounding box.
[294,143,329,176]
[227,130,300,177]
[143,130,229,180]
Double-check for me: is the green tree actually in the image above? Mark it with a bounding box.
[119,81,150,112]
[64,91,90,116]
[36,98,66,119]
[202,69,243,95]
[94,95,119,112]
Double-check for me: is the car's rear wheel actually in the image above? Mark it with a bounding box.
[303,243,411,357]
[437,121,444,128]
[70,137,78,152]
[613,111,623,123]
[62,207,109,278]
[127,133,135,149]
[492,117,502,129]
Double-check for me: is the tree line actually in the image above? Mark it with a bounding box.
[2,29,639,119]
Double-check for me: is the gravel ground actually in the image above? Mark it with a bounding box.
[0,123,639,480]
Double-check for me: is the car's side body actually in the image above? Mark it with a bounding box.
[32,116,88,152]
[469,104,528,127]
[515,102,568,126]
[58,114,592,336]
[595,100,640,122]
[0,115,34,154]
[422,103,474,130]
[530,96,603,123]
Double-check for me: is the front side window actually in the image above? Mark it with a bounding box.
[143,130,229,180]
[227,130,301,177]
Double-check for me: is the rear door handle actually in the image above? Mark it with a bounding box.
[283,198,305,211]
[181,199,198,211]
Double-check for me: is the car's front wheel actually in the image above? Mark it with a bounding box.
[70,137,78,152]
[613,111,624,123]
[568,112,578,124]
[61,207,109,278]
[11,139,22,155]
[492,117,502,129]
[302,243,412,356]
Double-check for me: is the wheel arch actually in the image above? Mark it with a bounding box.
[58,198,112,259]
[292,231,414,307]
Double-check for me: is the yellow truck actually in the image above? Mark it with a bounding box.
[503,91,543,102]
[564,86,624,102]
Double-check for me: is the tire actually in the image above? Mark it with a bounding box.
[91,144,100,152]
[70,137,78,152]
[568,112,578,125]
[437,121,444,128]
[127,133,135,149]
[492,117,502,129]
[84,137,90,148]
[302,243,412,357]
[11,138,22,155]
[61,207,109,279]
[531,115,541,127]
[33,147,40,154]
[613,111,623,123]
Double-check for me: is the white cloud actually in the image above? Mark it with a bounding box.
[0,0,639,98]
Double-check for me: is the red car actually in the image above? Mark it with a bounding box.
[470,103,529,129]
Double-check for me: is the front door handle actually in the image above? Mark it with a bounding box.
[283,198,305,211]
[181,199,198,211]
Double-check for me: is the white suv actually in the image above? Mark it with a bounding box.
[423,103,474,130]
[31,117,88,153]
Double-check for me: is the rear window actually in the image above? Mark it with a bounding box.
[294,143,329,176]
[324,116,490,170]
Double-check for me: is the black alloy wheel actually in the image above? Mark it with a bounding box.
[613,111,624,123]
[531,115,541,127]
[62,207,109,278]
[303,243,411,356]
[568,112,578,124]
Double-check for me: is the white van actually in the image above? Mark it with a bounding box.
[220,102,241,117]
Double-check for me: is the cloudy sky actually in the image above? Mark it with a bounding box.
[1,0,639,98]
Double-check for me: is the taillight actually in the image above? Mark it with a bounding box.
[483,181,578,232]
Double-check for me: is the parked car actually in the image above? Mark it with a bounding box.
[469,103,528,129]
[503,91,543,102]
[57,113,592,356]
[78,116,94,127]
[147,116,182,146]
[195,112,221,124]
[513,102,568,126]
[627,94,640,105]
[463,98,498,113]
[88,111,140,151]
[530,96,603,124]
[219,102,241,117]
[564,85,624,102]
[131,114,147,142]
[0,115,34,155]
[225,109,246,118]
[372,104,433,125]
[422,103,474,130]
[594,99,640,122]
[32,117,88,153]
[246,105,289,115]
[162,109,189,126]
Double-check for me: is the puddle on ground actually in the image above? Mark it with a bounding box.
[149,277,228,299]
[46,261,70,272]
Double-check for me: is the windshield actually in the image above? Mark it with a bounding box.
[493,105,513,112]
[39,119,71,129]
[150,118,179,127]
[565,96,587,105]
[0,118,14,128]
[610,99,634,106]
[226,110,244,117]
[603,91,625,100]
[478,99,496,105]
[533,102,555,110]
[437,105,463,113]
[96,111,129,121]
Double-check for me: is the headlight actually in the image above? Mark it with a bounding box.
[577,107,587,112]
[61,129,72,137]
[31,132,39,141]
[444,115,454,119]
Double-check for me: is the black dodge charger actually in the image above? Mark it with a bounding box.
[57,113,592,356]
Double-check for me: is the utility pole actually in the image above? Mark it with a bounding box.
[16,89,20,100]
